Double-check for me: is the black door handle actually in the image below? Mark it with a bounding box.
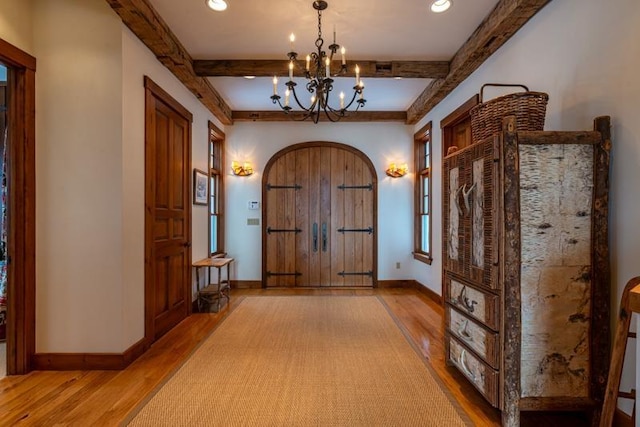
[322,223,327,252]
[183,241,192,248]
[313,223,318,252]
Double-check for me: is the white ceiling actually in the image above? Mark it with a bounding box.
[148,0,500,113]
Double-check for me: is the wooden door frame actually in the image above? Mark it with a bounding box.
[261,141,378,287]
[144,76,193,346]
[0,38,36,375]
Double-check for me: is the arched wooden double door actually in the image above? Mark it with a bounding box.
[263,142,377,287]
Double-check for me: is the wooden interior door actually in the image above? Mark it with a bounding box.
[263,142,376,287]
[144,77,192,342]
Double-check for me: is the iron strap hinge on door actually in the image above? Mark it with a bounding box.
[267,227,302,234]
[338,271,374,277]
[266,271,302,277]
[266,183,302,190]
[337,183,373,191]
[338,227,374,234]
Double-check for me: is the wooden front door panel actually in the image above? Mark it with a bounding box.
[145,78,192,342]
[264,143,375,287]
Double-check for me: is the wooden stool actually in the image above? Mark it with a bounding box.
[193,257,234,313]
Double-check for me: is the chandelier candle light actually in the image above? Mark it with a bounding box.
[270,0,365,123]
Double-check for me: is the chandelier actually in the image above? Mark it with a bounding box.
[270,0,366,123]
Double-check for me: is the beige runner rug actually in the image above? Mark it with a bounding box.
[127,296,471,426]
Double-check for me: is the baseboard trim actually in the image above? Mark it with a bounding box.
[32,338,147,371]
[231,280,262,289]
[412,280,443,305]
[614,407,634,427]
[376,280,442,305]
[377,280,416,288]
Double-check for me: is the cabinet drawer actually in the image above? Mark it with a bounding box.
[448,335,499,408]
[445,276,499,331]
[446,305,500,369]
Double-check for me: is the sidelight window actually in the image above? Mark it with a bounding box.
[208,122,225,256]
[414,122,432,264]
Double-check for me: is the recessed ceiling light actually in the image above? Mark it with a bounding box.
[431,0,452,13]
[244,76,256,80]
[206,0,228,12]
[394,76,403,80]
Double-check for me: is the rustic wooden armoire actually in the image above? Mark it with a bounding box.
[443,116,611,426]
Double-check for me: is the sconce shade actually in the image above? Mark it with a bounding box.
[232,161,254,176]
[386,163,408,178]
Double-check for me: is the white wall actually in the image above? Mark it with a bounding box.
[0,0,33,53]
[413,0,640,413]
[34,0,124,352]
[225,122,414,282]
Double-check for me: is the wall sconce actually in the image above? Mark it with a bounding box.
[386,163,408,178]
[232,161,254,177]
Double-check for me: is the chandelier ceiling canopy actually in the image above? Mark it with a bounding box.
[270,0,365,123]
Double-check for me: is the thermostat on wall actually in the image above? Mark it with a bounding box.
[248,201,260,210]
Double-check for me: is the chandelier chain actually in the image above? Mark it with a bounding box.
[316,8,323,50]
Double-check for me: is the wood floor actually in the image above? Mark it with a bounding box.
[0,288,590,426]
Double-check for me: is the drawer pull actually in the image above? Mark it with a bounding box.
[456,285,478,313]
[458,319,474,343]
[460,349,476,382]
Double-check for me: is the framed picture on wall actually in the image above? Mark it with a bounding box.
[193,168,208,205]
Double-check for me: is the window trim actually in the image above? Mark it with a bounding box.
[208,121,225,256]
[413,121,432,265]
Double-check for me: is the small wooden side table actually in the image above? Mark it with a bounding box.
[193,257,234,313]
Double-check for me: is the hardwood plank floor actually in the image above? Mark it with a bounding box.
[0,288,590,426]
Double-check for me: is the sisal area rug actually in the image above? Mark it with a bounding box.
[126,296,472,426]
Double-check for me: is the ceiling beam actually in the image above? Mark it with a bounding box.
[194,60,450,79]
[106,0,233,125]
[232,111,407,123]
[406,0,553,125]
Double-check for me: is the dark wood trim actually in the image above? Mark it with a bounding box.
[377,280,417,289]
[0,38,37,375]
[412,281,443,305]
[440,94,479,129]
[106,0,232,125]
[613,408,634,427]
[194,59,449,79]
[0,38,36,70]
[232,110,407,123]
[500,116,522,425]
[144,76,193,122]
[31,339,146,371]
[230,280,262,289]
[412,252,433,265]
[261,141,378,288]
[376,280,443,305]
[406,0,552,124]
[590,116,612,422]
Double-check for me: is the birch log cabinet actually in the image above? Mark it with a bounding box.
[442,116,612,426]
